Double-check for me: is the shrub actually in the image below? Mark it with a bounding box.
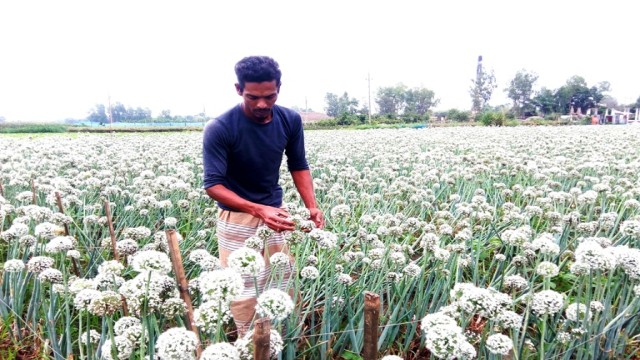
[0,123,68,133]
[479,111,506,126]
[447,109,471,122]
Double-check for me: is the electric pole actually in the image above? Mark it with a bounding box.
[108,95,113,130]
[367,72,372,124]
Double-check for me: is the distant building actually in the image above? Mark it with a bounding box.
[602,108,632,124]
[296,111,331,124]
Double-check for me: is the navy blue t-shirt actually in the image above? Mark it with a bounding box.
[202,104,309,211]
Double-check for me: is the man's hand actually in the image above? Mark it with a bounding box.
[308,207,325,229]
[254,205,295,232]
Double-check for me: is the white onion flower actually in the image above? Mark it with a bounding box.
[195,301,232,332]
[531,290,564,316]
[78,329,100,345]
[27,256,55,273]
[45,236,75,253]
[485,333,513,355]
[536,261,559,277]
[269,252,290,268]
[88,290,121,316]
[156,327,199,360]
[3,259,25,272]
[74,289,102,311]
[565,302,591,322]
[228,247,265,276]
[114,316,142,343]
[98,260,124,276]
[201,342,240,360]
[197,269,244,303]
[130,250,172,274]
[38,268,63,284]
[300,266,319,280]
[256,289,294,322]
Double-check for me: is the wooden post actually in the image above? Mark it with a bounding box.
[253,317,271,360]
[54,192,70,238]
[166,229,201,357]
[30,179,37,205]
[0,178,4,197]
[103,200,120,261]
[363,291,380,360]
[55,192,80,277]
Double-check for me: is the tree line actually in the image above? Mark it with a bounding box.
[322,70,640,125]
[83,103,206,124]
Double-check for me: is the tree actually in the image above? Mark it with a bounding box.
[404,87,439,118]
[324,92,358,117]
[110,102,127,122]
[600,95,618,109]
[554,76,607,114]
[376,84,407,117]
[447,109,470,122]
[470,69,497,112]
[506,69,538,118]
[532,88,556,115]
[159,109,172,120]
[87,104,108,123]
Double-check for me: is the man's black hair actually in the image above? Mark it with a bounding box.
[234,56,282,92]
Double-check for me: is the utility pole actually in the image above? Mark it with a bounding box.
[304,96,308,123]
[367,72,372,124]
[108,95,113,130]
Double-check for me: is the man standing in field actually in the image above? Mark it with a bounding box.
[202,55,324,334]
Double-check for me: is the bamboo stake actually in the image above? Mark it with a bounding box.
[253,317,271,360]
[55,192,80,277]
[103,200,120,261]
[30,179,37,205]
[0,178,4,196]
[363,291,380,360]
[166,229,201,357]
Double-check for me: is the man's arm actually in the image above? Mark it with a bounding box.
[206,184,295,232]
[290,169,324,229]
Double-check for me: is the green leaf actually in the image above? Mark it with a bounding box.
[341,350,363,360]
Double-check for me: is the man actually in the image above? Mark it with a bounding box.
[202,55,324,334]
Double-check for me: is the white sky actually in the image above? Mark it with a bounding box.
[0,0,637,122]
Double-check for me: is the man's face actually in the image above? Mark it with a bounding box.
[236,80,279,123]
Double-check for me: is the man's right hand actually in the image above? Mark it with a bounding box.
[253,205,295,232]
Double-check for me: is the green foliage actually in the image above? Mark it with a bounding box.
[479,111,506,126]
[470,69,497,112]
[447,109,471,122]
[0,123,68,133]
[87,104,108,123]
[375,84,438,119]
[506,69,539,118]
[324,92,359,118]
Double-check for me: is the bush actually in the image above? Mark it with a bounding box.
[479,111,506,126]
[447,109,471,122]
[0,123,68,133]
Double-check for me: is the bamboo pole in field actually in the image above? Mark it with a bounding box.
[0,178,4,196]
[166,229,201,357]
[31,179,37,205]
[55,192,80,277]
[363,291,380,360]
[253,317,271,360]
[103,200,120,261]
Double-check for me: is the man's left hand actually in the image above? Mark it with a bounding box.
[308,207,325,229]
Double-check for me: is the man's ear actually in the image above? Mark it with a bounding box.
[277,83,281,94]
[235,83,242,96]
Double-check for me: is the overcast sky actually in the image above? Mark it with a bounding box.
[0,0,637,122]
